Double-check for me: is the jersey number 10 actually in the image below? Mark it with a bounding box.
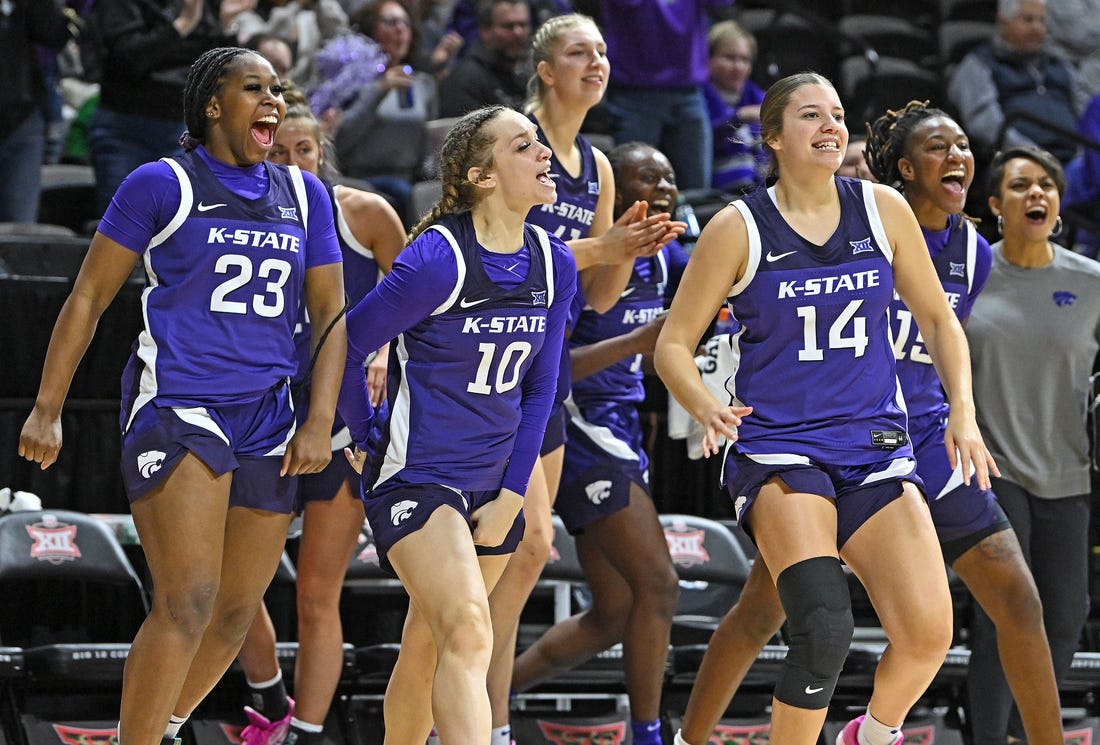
[467,341,534,395]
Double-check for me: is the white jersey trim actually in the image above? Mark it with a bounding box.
[426,224,466,316]
[172,407,230,446]
[859,456,915,485]
[745,452,812,466]
[564,396,639,462]
[332,185,374,260]
[964,220,977,295]
[728,199,761,297]
[149,158,192,249]
[377,333,413,486]
[862,180,893,264]
[288,165,308,232]
[532,225,555,307]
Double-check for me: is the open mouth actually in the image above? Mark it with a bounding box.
[251,115,279,147]
[941,170,967,196]
[1025,205,1048,224]
[537,169,555,187]
[813,141,840,152]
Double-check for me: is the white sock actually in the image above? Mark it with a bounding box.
[859,710,902,745]
[674,729,693,745]
[245,669,283,688]
[165,715,188,739]
[490,725,511,745]
[290,719,323,733]
[426,728,441,745]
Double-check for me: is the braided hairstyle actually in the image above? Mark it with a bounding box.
[524,13,600,114]
[180,47,257,152]
[863,100,951,190]
[406,105,508,243]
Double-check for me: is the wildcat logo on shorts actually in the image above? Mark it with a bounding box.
[51,723,119,745]
[585,480,612,505]
[663,525,710,567]
[390,500,418,526]
[537,719,625,745]
[137,450,166,479]
[26,514,81,564]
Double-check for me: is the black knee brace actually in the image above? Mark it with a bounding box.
[773,556,853,709]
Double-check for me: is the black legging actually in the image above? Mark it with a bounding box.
[966,477,1091,744]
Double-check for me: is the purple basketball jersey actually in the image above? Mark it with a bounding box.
[525,123,601,243]
[371,214,571,491]
[890,214,991,419]
[120,153,330,424]
[725,177,911,465]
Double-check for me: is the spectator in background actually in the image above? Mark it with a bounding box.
[438,0,532,116]
[947,0,1080,164]
[704,19,766,195]
[1063,91,1100,255]
[838,137,873,181]
[0,0,73,223]
[87,0,249,216]
[234,0,349,87]
[1041,0,1100,108]
[600,0,735,191]
[246,31,296,79]
[333,0,439,225]
[332,0,440,222]
[442,0,566,57]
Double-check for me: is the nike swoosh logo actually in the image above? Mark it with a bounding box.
[459,297,490,308]
[197,202,227,212]
[620,287,636,298]
[805,685,824,694]
[505,262,520,272]
[766,250,797,262]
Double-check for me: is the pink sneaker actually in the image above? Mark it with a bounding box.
[240,697,295,745]
[836,716,864,745]
[836,716,903,745]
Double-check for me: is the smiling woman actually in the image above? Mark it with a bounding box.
[335,105,576,743]
[654,73,997,745]
[18,47,347,745]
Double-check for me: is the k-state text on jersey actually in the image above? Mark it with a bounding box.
[777,269,881,299]
[206,227,301,252]
[537,201,595,224]
[462,315,548,334]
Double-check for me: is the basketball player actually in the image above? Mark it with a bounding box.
[511,141,689,745]
[339,105,577,744]
[236,97,406,745]
[654,73,998,745]
[672,102,1063,745]
[18,48,347,745]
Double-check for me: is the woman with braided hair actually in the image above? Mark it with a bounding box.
[19,47,347,745]
[339,104,577,743]
[669,100,1062,745]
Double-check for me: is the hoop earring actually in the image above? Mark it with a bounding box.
[1052,215,1064,237]
[997,214,1004,236]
